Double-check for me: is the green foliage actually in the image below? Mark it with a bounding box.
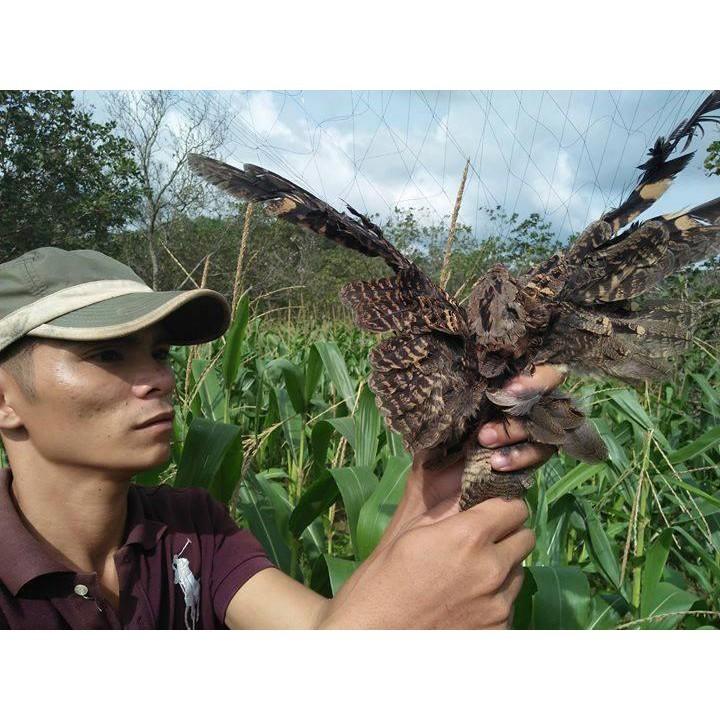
[0,91,141,260]
[705,139,720,177]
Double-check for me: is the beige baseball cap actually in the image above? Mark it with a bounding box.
[0,247,231,354]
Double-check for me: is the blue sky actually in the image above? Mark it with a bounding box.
[78,90,720,244]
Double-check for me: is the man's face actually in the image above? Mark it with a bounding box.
[3,324,177,477]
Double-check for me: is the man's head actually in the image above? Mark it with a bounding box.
[0,323,177,476]
[0,246,232,479]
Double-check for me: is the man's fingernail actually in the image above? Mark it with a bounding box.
[479,426,498,446]
[491,451,511,469]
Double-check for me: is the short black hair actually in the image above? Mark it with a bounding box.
[0,336,39,401]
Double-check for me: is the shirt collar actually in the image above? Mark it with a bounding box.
[124,483,167,550]
[0,467,166,596]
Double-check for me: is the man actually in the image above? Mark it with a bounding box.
[0,246,560,629]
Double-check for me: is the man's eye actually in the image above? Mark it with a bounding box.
[95,349,122,362]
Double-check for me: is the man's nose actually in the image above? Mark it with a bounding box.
[135,356,176,396]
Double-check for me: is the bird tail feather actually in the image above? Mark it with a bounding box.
[188,154,410,271]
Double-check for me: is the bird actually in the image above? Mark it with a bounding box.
[189,91,720,510]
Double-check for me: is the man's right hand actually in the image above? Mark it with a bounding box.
[318,497,534,629]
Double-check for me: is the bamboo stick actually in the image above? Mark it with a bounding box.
[439,158,470,289]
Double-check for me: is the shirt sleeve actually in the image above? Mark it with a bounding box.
[206,494,275,626]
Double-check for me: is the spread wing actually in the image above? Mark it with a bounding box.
[524,91,720,384]
[189,154,483,453]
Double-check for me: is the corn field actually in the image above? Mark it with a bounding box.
[124,291,720,630]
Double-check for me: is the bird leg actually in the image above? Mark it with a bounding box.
[459,442,535,511]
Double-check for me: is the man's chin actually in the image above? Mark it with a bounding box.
[119,445,172,477]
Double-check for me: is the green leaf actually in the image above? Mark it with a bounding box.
[588,594,625,630]
[323,554,359,596]
[354,385,381,468]
[289,470,339,538]
[690,373,720,419]
[271,386,302,457]
[528,565,592,629]
[330,466,378,556]
[192,358,225,421]
[309,421,334,481]
[300,516,325,566]
[385,427,409,459]
[641,528,673,618]
[174,417,241,490]
[236,470,292,575]
[355,456,412,560]
[671,526,720,586]
[667,426,720,465]
[270,358,305,415]
[638,582,698,630]
[222,292,249,390]
[304,344,324,408]
[545,463,606,505]
[511,570,537,630]
[313,340,356,412]
[664,477,720,509]
[208,432,243,505]
[607,389,670,449]
[326,417,356,450]
[592,417,629,469]
[576,498,622,591]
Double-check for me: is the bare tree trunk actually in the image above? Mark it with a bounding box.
[147,221,159,290]
[103,91,231,293]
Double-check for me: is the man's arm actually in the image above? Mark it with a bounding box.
[224,365,564,630]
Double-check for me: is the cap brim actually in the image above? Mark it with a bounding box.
[27,289,232,346]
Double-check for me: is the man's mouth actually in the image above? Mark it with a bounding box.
[135,411,174,429]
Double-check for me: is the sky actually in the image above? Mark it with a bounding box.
[77,90,720,244]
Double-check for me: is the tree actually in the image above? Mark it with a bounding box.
[103,91,231,289]
[704,139,720,177]
[0,91,141,261]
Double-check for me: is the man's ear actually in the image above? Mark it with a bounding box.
[0,369,25,430]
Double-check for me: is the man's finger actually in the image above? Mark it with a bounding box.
[499,563,526,605]
[478,417,528,448]
[440,496,529,542]
[503,363,567,395]
[496,527,536,567]
[491,442,555,472]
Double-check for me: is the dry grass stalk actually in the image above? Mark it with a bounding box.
[184,253,212,398]
[231,202,255,321]
[439,158,470,289]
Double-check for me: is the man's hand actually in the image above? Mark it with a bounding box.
[384,364,566,538]
[318,497,534,629]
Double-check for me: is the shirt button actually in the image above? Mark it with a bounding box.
[74,584,89,597]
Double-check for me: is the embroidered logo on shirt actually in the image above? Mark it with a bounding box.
[172,538,200,630]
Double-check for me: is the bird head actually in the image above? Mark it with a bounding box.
[467,265,528,353]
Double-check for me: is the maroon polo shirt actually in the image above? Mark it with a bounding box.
[0,468,275,629]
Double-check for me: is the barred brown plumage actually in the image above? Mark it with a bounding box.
[189,90,720,510]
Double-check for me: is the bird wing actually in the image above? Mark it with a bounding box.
[524,92,720,385]
[188,155,411,272]
[190,154,482,453]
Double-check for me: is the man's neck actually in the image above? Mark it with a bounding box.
[8,456,131,577]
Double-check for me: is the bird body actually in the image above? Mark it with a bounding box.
[190,91,720,510]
